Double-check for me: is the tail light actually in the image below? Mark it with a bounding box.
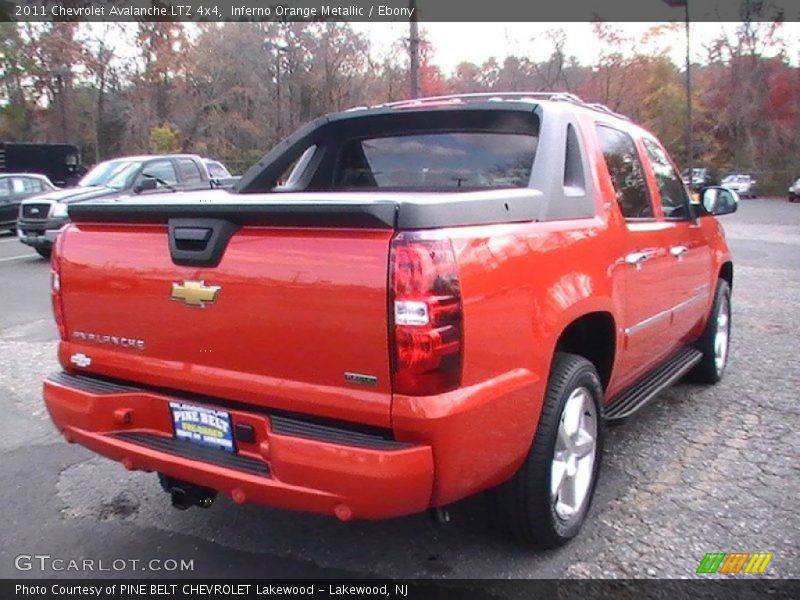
[390,233,463,395]
[51,236,67,341]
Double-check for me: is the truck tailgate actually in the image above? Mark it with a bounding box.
[57,223,394,428]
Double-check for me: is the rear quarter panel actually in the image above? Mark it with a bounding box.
[392,217,622,505]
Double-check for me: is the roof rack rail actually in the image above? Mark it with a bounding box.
[585,102,631,121]
[373,91,630,121]
[378,92,576,107]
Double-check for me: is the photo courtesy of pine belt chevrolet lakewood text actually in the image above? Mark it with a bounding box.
[42,93,736,549]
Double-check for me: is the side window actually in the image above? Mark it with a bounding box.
[0,179,10,197]
[141,160,178,188]
[207,163,228,179]
[177,158,204,184]
[27,178,42,192]
[11,177,28,193]
[642,139,691,219]
[564,124,586,194]
[596,125,653,219]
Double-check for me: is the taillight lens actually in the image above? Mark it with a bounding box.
[390,233,463,395]
[51,240,67,341]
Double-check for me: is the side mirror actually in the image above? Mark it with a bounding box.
[701,186,738,216]
[133,178,158,194]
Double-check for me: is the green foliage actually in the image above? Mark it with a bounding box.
[149,124,179,153]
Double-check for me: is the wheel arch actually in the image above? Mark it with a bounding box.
[719,261,733,289]
[554,311,616,392]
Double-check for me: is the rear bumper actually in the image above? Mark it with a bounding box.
[44,372,434,520]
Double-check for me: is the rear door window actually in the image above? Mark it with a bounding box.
[11,178,27,193]
[177,158,204,184]
[335,133,537,190]
[596,125,653,219]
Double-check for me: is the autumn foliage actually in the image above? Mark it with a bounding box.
[0,22,797,192]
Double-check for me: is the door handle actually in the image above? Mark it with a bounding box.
[670,245,688,258]
[625,251,650,269]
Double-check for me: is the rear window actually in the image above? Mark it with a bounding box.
[335,133,537,190]
[206,162,230,179]
[177,158,204,184]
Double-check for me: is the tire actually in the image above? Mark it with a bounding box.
[689,279,731,384]
[491,353,604,548]
[35,247,51,260]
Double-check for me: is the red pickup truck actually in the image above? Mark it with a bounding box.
[43,93,736,548]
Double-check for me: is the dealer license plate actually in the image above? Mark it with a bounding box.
[170,401,234,453]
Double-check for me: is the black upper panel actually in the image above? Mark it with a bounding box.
[235,105,540,193]
[67,189,542,231]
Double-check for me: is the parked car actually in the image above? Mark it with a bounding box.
[0,173,57,233]
[788,177,800,202]
[43,93,736,549]
[17,154,214,258]
[721,174,757,198]
[203,158,240,189]
[682,167,720,191]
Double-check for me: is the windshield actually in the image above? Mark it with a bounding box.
[724,175,747,183]
[79,160,144,189]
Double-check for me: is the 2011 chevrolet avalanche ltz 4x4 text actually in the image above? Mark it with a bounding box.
[42,93,736,548]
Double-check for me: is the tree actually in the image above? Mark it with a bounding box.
[150,124,179,153]
[78,24,124,162]
[451,61,483,93]
[24,23,84,141]
[124,23,189,151]
[0,23,34,139]
[531,28,576,91]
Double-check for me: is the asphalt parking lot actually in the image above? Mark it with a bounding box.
[0,198,798,579]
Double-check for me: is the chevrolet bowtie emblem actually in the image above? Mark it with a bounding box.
[170,280,221,308]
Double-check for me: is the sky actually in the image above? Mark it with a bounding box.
[351,22,800,74]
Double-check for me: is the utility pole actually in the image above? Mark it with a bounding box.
[663,0,693,173]
[684,1,693,176]
[54,68,70,143]
[409,0,420,98]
